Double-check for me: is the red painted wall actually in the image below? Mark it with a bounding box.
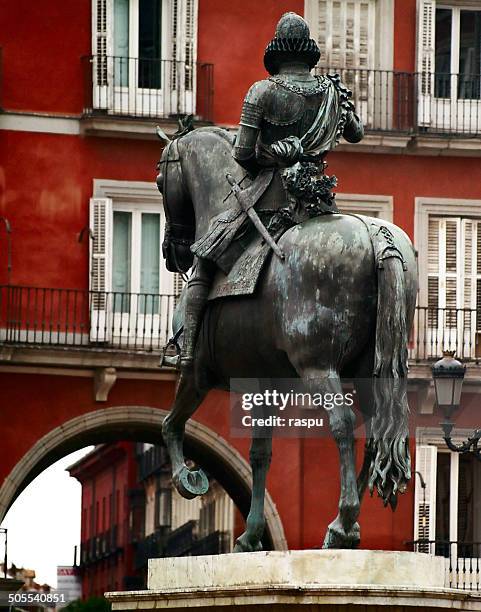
[394,0,417,73]
[0,131,161,288]
[0,1,90,115]
[197,0,304,126]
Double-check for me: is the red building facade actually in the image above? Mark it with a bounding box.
[1,0,481,591]
[70,442,236,595]
[68,443,140,595]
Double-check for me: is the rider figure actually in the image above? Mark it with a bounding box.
[174,12,364,373]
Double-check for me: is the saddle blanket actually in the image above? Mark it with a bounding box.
[208,232,277,300]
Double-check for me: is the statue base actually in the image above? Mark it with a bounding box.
[106,549,481,611]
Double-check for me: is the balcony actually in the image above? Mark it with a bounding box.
[138,445,169,482]
[133,527,169,571]
[314,67,481,151]
[0,285,181,375]
[0,285,177,352]
[409,540,481,591]
[409,306,481,364]
[2,288,481,378]
[80,527,121,566]
[133,523,230,570]
[81,55,214,138]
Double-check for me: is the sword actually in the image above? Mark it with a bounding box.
[226,173,285,260]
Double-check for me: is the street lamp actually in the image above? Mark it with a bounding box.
[432,351,481,459]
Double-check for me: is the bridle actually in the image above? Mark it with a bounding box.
[158,137,195,275]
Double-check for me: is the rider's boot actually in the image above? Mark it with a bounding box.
[178,277,210,374]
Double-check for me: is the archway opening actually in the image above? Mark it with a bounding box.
[0,406,286,595]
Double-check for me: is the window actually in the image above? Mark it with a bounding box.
[426,216,481,357]
[155,482,172,528]
[305,0,377,69]
[305,1,394,130]
[415,444,481,559]
[92,0,198,116]
[415,198,481,361]
[89,180,185,347]
[199,499,216,537]
[112,208,161,314]
[433,6,481,100]
[417,1,481,132]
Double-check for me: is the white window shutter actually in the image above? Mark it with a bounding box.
[171,0,198,114]
[417,0,435,125]
[89,197,113,342]
[310,0,375,70]
[414,444,437,551]
[91,0,113,109]
[477,223,481,333]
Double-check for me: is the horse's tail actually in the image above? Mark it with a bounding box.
[368,230,411,510]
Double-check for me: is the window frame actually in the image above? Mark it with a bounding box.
[415,429,481,544]
[93,178,174,295]
[415,197,481,308]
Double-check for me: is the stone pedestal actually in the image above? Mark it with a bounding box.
[106,549,481,611]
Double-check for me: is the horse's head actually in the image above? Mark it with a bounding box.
[156,137,195,274]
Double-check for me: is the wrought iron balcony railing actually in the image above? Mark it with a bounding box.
[82,55,214,123]
[0,285,178,352]
[2,288,481,364]
[315,67,481,137]
[138,445,169,482]
[79,526,121,566]
[409,540,481,591]
[409,306,481,364]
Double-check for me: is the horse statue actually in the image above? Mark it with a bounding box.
[156,13,418,552]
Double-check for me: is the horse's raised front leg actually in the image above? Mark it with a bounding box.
[162,373,209,499]
[234,433,272,552]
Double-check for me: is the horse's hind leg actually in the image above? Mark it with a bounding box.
[234,433,272,553]
[353,377,375,503]
[162,374,209,499]
[297,370,360,548]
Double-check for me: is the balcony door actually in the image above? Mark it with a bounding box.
[111,207,166,346]
[426,216,481,360]
[415,445,481,588]
[92,0,197,117]
[418,1,481,134]
[89,190,184,348]
[307,0,376,125]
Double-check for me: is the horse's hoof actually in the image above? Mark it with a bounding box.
[233,532,263,553]
[173,466,209,499]
[322,519,360,549]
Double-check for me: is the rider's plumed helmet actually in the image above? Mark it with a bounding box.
[264,12,321,76]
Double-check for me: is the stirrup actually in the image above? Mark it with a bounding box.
[160,328,183,369]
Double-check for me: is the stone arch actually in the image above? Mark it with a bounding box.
[0,406,287,551]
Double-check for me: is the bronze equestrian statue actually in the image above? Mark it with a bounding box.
[156,12,418,551]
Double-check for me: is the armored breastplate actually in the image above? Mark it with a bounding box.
[259,75,328,146]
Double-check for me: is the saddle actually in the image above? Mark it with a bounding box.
[192,161,339,279]
[190,169,276,274]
